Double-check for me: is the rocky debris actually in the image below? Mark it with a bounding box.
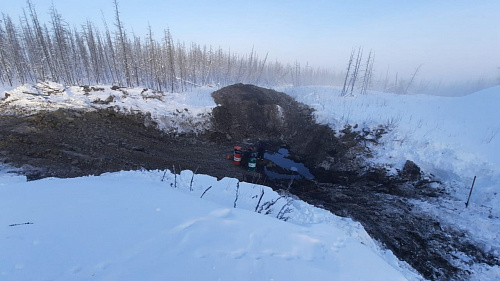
[81,85,105,93]
[92,95,115,105]
[401,160,422,181]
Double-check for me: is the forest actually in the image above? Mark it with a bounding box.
[0,1,496,96]
[0,1,342,92]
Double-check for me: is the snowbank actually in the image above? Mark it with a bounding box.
[0,82,216,135]
[0,170,421,281]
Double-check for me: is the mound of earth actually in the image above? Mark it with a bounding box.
[211,83,369,184]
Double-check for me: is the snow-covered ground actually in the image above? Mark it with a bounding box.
[1,170,420,281]
[280,85,500,188]
[0,82,216,135]
[279,86,500,274]
[1,82,500,280]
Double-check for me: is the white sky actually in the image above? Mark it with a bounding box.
[2,0,499,83]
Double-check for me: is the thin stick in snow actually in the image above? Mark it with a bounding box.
[465,176,477,208]
[255,188,265,212]
[277,198,294,221]
[172,165,177,188]
[234,181,240,208]
[161,170,167,182]
[258,196,284,215]
[200,185,212,198]
[189,167,199,191]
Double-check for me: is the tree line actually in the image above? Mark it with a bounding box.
[4,1,489,96]
[0,1,339,91]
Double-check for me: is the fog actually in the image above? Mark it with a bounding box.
[2,0,499,92]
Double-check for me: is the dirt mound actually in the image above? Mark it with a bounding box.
[211,83,311,140]
[211,83,367,183]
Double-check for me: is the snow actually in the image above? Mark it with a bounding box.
[2,82,500,280]
[0,82,216,135]
[281,85,500,210]
[0,170,419,281]
[279,85,500,280]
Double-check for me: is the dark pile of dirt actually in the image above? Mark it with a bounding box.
[211,83,368,184]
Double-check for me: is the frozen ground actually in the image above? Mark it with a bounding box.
[279,85,500,280]
[0,82,216,135]
[280,88,500,227]
[1,82,500,279]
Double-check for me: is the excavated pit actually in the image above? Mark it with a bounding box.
[210,84,499,280]
[1,83,498,280]
[210,83,369,184]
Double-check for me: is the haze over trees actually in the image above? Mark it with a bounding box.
[0,1,334,90]
[0,1,497,96]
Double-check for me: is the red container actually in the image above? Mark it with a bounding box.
[233,146,242,165]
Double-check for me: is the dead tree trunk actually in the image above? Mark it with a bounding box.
[341,48,355,97]
[403,64,422,94]
[348,47,363,96]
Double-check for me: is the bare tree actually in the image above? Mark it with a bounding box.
[382,65,390,92]
[49,5,75,84]
[348,47,363,96]
[101,15,119,84]
[113,0,131,86]
[176,41,187,91]
[403,64,423,94]
[164,28,177,92]
[26,0,57,81]
[360,49,374,95]
[341,48,355,96]
[83,21,101,84]
[0,18,13,86]
[2,15,31,83]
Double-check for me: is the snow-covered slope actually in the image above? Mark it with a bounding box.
[0,170,420,281]
[281,85,500,212]
[0,82,216,135]
[281,85,500,280]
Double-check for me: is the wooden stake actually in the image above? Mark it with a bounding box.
[465,176,476,208]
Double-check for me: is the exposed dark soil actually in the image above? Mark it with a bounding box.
[1,83,498,280]
[0,108,257,182]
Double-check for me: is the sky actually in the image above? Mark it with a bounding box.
[1,0,499,83]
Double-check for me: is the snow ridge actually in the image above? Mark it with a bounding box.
[0,170,422,280]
